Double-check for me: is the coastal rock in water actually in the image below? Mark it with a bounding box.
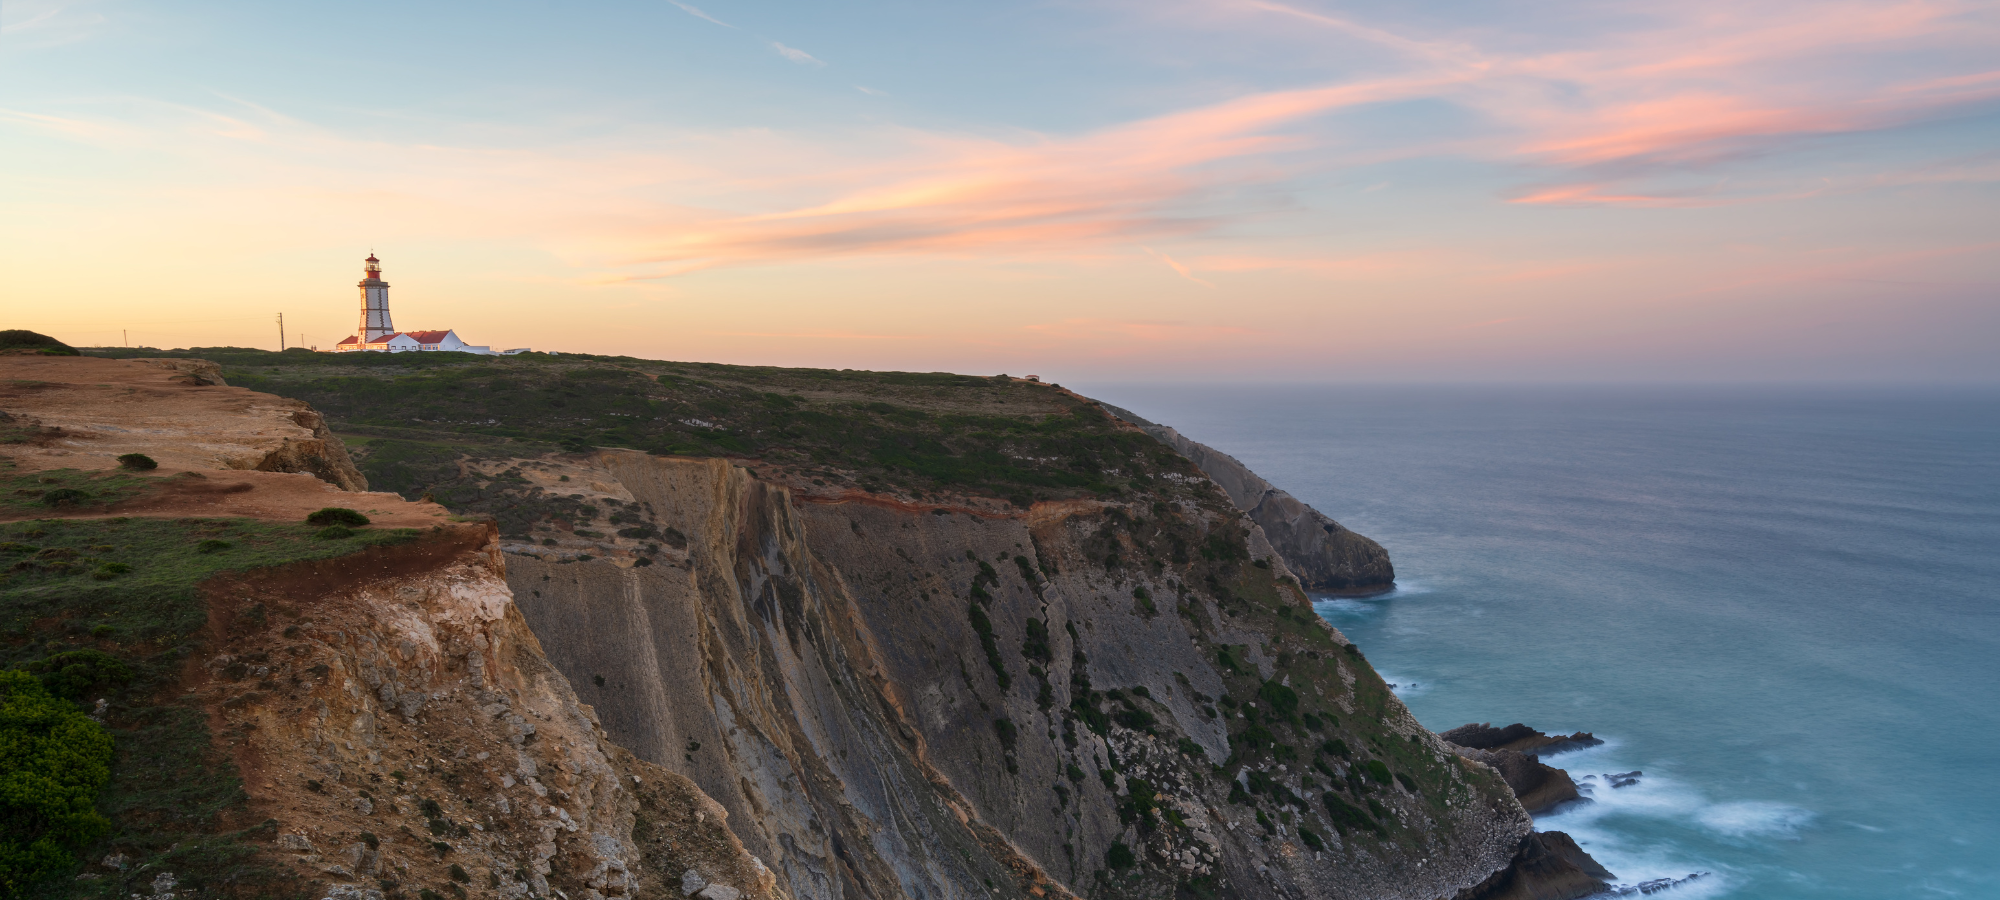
[1442,722,1603,757]
[1101,403,1395,590]
[1451,746,1583,815]
[1457,830,1614,900]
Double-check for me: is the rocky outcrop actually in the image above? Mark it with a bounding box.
[192,523,781,900]
[1457,831,1612,900]
[1100,405,1393,592]
[504,450,1526,900]
[1447,749,1580,815]
[0,355,369,491]
[1440,724,1602,758]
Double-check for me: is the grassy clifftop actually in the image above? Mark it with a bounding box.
[84,347,1216,534]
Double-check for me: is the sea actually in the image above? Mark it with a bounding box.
[1081,384,2000,900]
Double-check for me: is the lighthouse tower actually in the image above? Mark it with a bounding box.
[357,254,394,341]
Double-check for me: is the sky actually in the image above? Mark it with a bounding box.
[3,0,1998,383]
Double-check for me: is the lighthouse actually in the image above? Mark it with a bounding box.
[358,254,394,341]
[331,253,528,354]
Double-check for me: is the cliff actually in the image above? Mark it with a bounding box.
[0,355,777,900]
[1099,406,1392,592]
[483,437,1527,900]
[53,347,1588,900]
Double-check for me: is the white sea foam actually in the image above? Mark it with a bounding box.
[1533,742,1812,897]
[1697,801,1814,839]
[1383,578,1433,596]
[1312,596,1381,618]
[1373,671,1431,696]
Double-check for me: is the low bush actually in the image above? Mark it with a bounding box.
[1104,841,1135,870]
[1322,792,1381,835]
[0,670,115,896]
[21,650,133,701]
[115,454,157,471]
[305,507,370,528]
[39,489,87,507]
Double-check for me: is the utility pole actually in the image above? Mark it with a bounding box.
[123,330,128,347]
[278,313,286,351]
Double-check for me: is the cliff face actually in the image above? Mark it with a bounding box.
[505,451,1526,900]
[1099,407,1392,592]
[196,524,779,900]
[34,350,1556,900]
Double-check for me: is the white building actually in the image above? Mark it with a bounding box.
[332,254,528,354]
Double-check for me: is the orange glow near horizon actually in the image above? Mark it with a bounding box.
[2,0,1996,382]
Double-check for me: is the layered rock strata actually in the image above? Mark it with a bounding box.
[198,524,780,900]
[505,450,1527,900]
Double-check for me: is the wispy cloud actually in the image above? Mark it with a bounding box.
[10,0,1996,280]
[855,85,888,96]
[1144,248,1214,287]
[666,0,732,28]
[772,42,823,66]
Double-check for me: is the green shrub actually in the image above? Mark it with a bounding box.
[1298,826,1325,850]
[1322,792,1380,835]
[21,650,132,701]
[115,454,158,471]
[1364,760,1392,784]
[305,507,370,528]
[0,670,115,896]
[38,489,87,507]
[1113,707,1156,733]
[1065,764,1086,783]
[195,539,232,554]
[0,330,76,355]
[1258,679,1301,722]
[1104,841,1135,870]
[993,718,1018,750]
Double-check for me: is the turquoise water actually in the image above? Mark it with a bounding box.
[1083,385,2000,900]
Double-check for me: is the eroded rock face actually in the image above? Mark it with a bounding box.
[506,452,1526,900]
[1099,405,1393,592]
[194,524,780,900]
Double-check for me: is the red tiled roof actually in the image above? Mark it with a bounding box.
[336,335,361,345]
[402,330,453,343]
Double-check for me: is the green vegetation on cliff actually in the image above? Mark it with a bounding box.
[84,346,1211,530]
[0,467,419,899]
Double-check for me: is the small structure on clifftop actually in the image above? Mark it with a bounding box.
[332,254,527,354]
